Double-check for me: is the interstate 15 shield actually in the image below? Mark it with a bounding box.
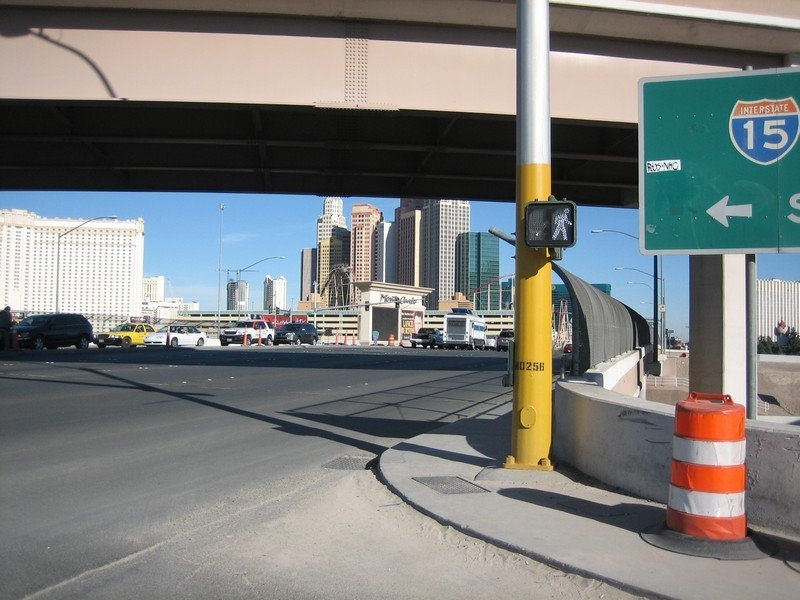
[729,98,799,165]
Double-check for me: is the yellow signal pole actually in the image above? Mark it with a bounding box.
[504,0,553,471]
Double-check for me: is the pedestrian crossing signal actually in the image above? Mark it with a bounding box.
[524,200,577,248]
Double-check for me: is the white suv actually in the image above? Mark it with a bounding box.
[219,320,275,346]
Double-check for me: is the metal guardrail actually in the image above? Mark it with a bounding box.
[646,376,690,388]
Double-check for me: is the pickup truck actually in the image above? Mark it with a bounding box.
[410,327,443,349]
[220,320,275,346]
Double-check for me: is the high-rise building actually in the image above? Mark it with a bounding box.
[758,278,800,341]
[456,232,500,310]
[226,279,249,312]
[316,196,347,244]
[263,275,288,312]
[501,278,514,310]
[421,199,471,309]
[0,209,144,317]
[395,198,425,287]
[142,275,165,303]
[299,247,317,302]
[349,203,382,304]
[374,220,396,283]
[316,197,350,306]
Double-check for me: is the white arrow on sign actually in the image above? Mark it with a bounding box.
[706,195,752,228]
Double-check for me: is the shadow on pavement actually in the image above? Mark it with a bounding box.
[0,346,509,371]
[498,487,664,534]
[390,440,499,469]
[24,363,510,458]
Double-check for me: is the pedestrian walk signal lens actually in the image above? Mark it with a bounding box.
[524,200,577,248]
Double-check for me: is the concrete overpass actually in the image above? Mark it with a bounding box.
[2,0,799,207]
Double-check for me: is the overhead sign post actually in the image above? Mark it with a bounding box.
[639,68,800,254]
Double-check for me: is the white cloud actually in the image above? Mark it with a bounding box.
[223,232,258,244]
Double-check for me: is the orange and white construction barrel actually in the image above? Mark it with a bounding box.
[666,392,747,540]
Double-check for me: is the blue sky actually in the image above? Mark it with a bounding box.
[3,190,799,342]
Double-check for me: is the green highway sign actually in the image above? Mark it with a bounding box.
[639,68,800,254]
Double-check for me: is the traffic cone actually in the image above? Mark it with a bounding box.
[388,334,395,347]
[641,392,773,560]
[666,392,746,540]
[257,329,263,346]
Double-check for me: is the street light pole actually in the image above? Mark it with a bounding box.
[590,228,660,371]
[55,215,117,312]
[614,263,663,363]
[217,203,224,338]
[616,264,666,350]
[313,280,318,328]
[230,256,285,316]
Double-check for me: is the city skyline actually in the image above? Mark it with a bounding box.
[3,190,800,342]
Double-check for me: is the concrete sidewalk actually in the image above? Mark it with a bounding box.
[378,405,800,599]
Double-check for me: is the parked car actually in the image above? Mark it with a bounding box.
[144,325,207,347]
[484,334,498,350]
[96,322,155,348]
[410,327,443,349]
[14,313,93,350]
[274,322,318,345]
[496,329,514,352]
[220,319,275,346]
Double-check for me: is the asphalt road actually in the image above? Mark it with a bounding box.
[2,345,542,599]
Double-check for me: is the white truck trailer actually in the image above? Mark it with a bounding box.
[443,308,487,350]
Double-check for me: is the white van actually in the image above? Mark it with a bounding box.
[443,308,487,350]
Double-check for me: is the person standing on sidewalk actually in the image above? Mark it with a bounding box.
[0,305,12,351]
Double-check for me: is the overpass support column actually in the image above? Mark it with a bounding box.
[688,255,746,406]
[504,0,553,471]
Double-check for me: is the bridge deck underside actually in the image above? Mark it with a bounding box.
[0,101,638,207]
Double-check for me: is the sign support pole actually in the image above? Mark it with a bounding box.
[653,255,659,369]
[746,254,757,418]
[504,0,553,471]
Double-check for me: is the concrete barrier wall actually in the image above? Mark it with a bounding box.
[553,380,800,539]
